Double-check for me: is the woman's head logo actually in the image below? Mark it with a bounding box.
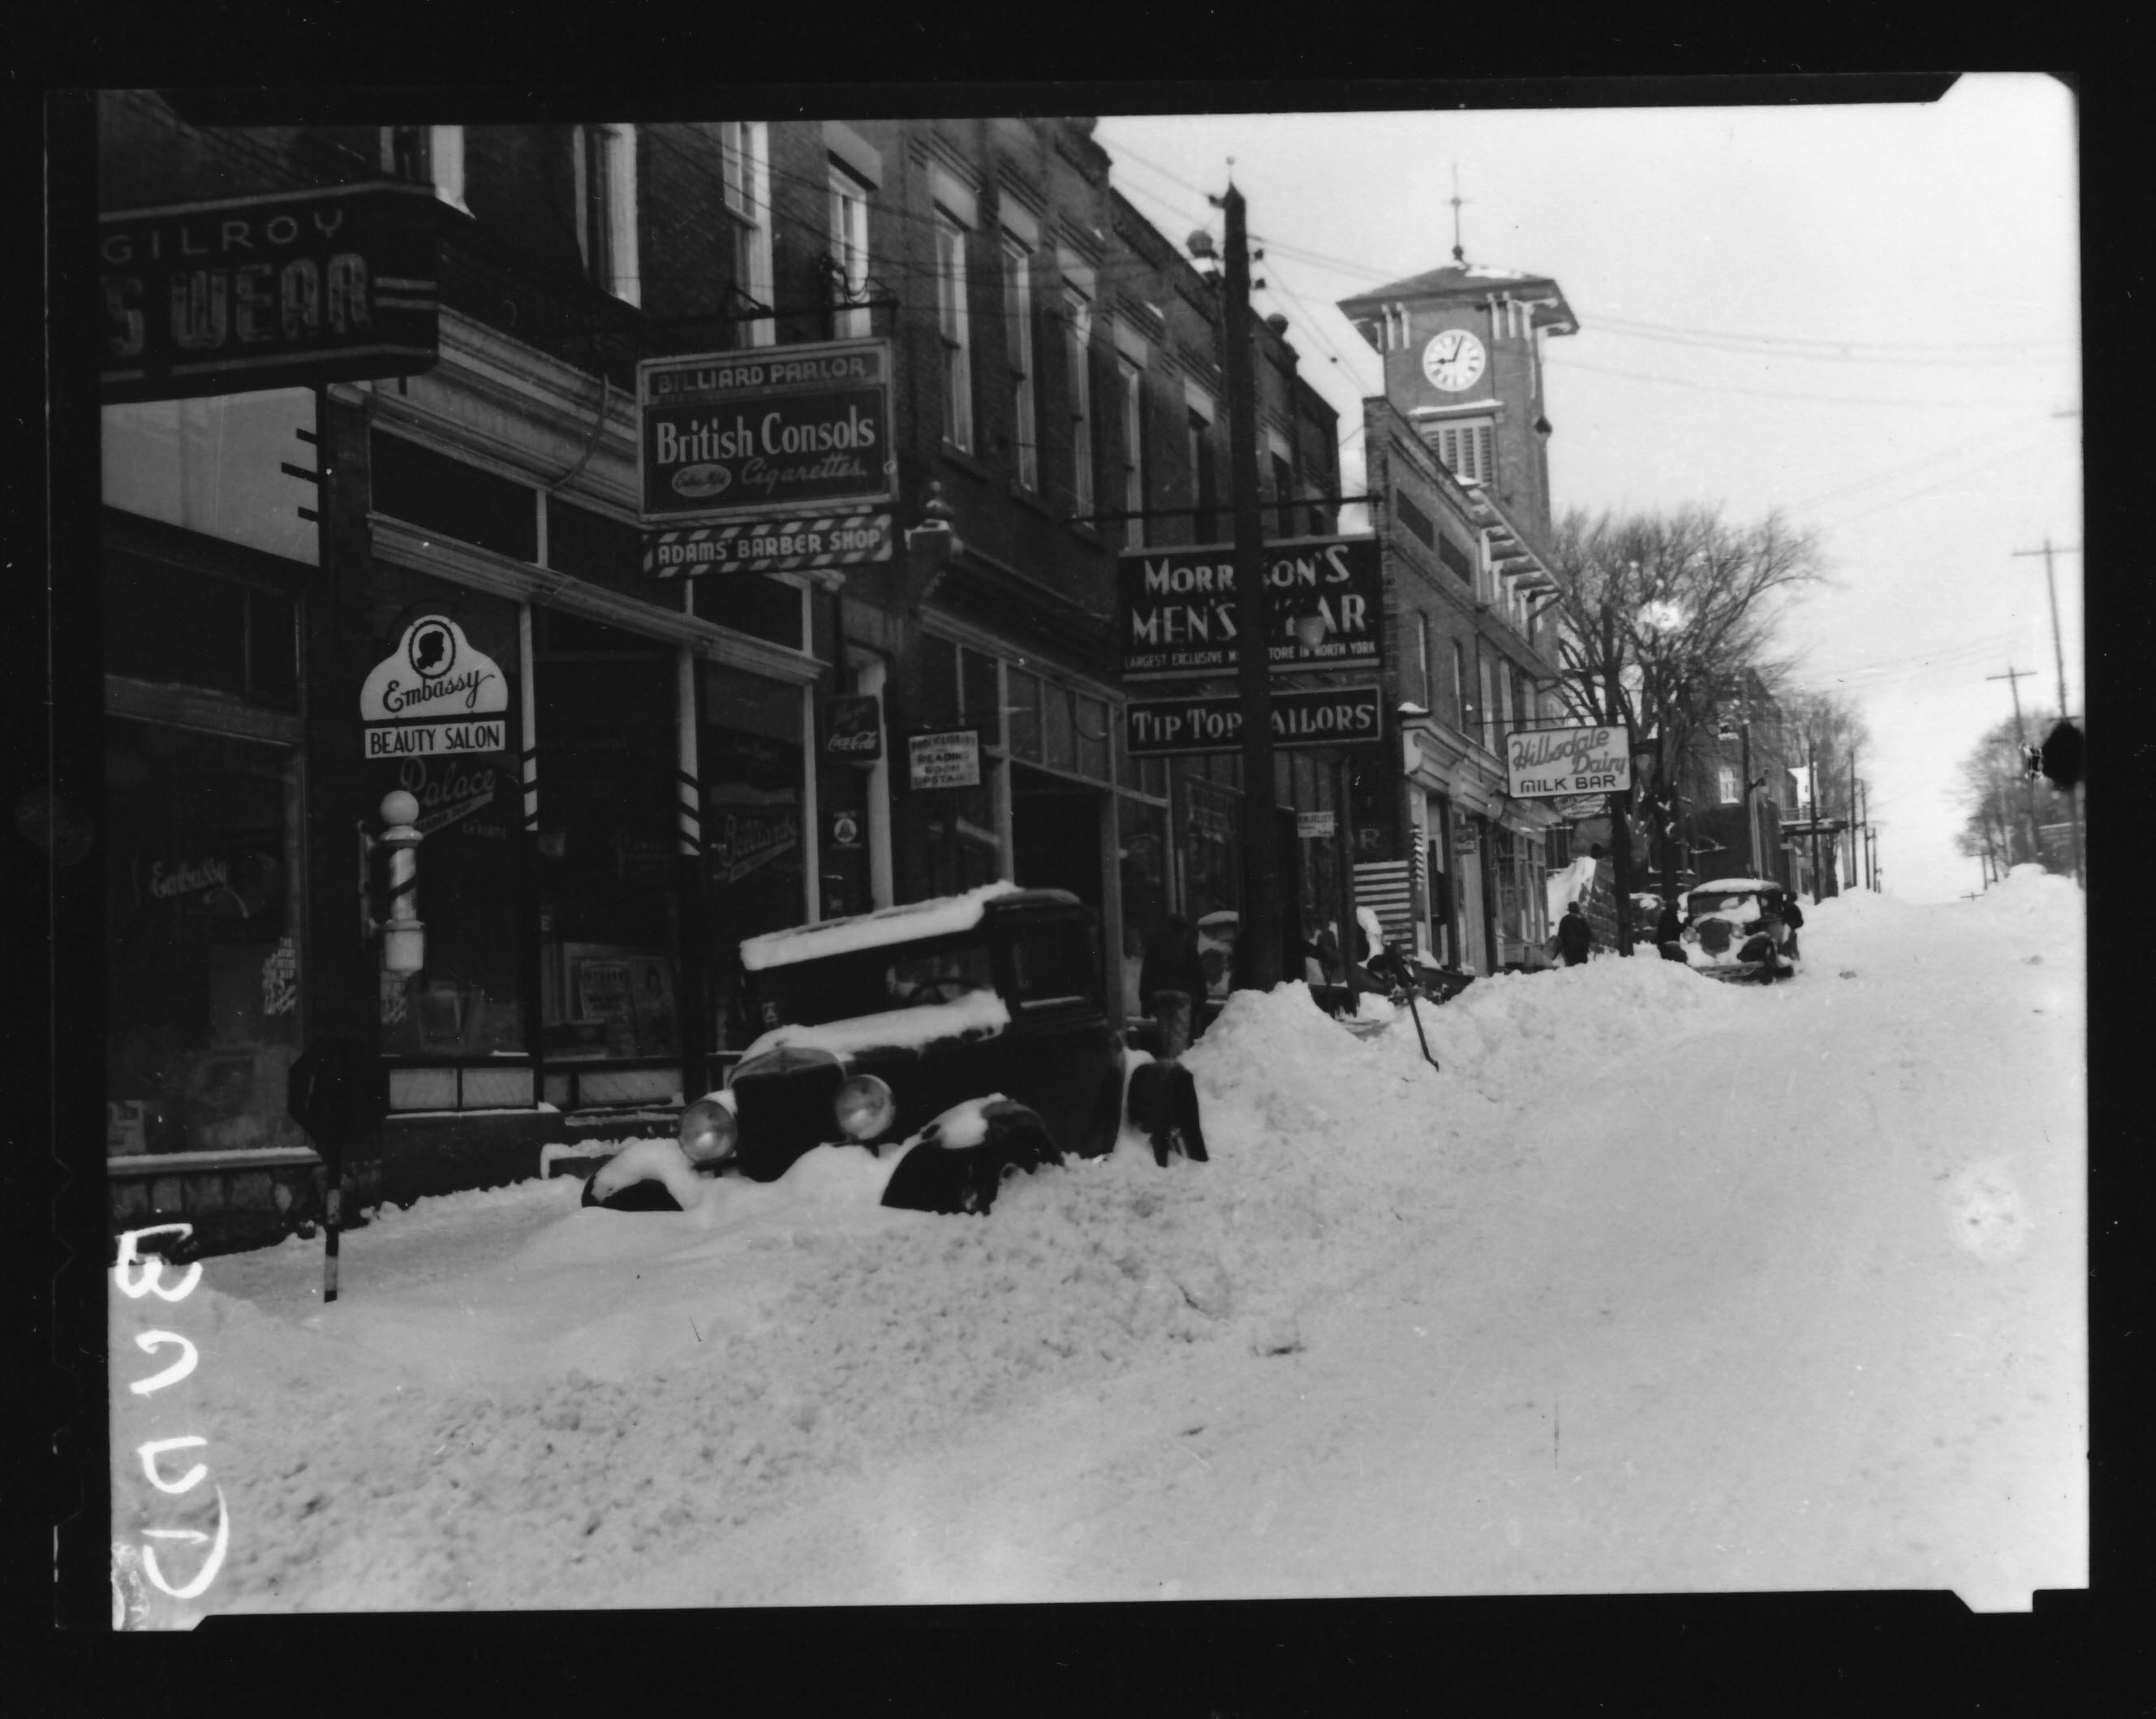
[408,621,457,679]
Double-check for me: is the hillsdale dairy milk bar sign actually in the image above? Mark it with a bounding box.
[638,340,895,577]
[101,183,440,403]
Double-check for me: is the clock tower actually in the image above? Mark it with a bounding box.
[1339,261,1577,549]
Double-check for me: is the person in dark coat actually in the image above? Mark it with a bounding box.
[1556,901,1594,967]
[1139,915,1207,1059]
[1779,894,1805,960]
[1656,901,1688,962]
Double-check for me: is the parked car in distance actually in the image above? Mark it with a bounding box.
[1681,877,1796,982]
[724,883,1130,1204]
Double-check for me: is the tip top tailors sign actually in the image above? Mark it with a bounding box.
[1504,724,1633,799]
[101,183,440,404]
[646,512,893,578]
[1117,536,1383,682]
[1126,686,1384,757]
[359,616,510,760]
[637,340,895,526]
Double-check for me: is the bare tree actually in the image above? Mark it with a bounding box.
[1955,710,2071,875]
[1547,504,1826,901]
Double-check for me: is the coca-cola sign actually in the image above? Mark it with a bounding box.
[823,695,883,764]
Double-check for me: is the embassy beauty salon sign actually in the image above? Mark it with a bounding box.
[1505,723,1633,799]
[637,340,895,524]
[359,615,510,760]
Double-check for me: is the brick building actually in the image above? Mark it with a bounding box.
[94,97,1341,1249]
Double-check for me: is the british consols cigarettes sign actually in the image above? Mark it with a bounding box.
[1504,724,1633,798]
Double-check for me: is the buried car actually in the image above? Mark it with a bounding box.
[1679,877,1798,983]
[718,882,1147,1215]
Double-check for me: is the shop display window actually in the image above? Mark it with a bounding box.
[102,388,319,568]
[1116,797,1169,1015]
[369,576,530,1061]
[370,431,539,564]
[703,662,808,1051]
[105,717,306,1156]
[103,543,296,709]
[534,610,681,1062]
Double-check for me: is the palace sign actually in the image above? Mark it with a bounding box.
[1117,536,1384,682]
[1504,724,1633,799]
[101,183,440,403]
[637,341,895,529]
[1126,686,1384,756]
[359,615,510,760]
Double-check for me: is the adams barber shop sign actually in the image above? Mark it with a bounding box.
[101,183,439,403]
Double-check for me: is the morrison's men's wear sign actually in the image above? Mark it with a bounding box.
[637,340,895,527]
[1504,724,1633,798]
[101,183,440,404]
[359,616,510,760]
[1117,536,1383,682]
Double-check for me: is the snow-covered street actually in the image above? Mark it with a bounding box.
[111,869,2085,1618]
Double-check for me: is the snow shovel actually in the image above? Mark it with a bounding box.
[1401,982,1441,1074]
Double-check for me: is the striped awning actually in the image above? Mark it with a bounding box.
[1354,858,1418,947]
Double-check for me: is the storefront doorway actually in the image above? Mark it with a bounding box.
[1010,765,1104,908]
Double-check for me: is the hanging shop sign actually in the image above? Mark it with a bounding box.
[1297,810,1336,839]
[637,340,895,532]
[359,615,510,760]
[1117,536,1384,682]
[1452,813,1480,855]
[645,511,893,577]
[823,694,884,764]
[828,808,864,851]
[908,730,981,791]
[101,183,440,404]
[1125,685,1384,756]
[1504,723,1633,799]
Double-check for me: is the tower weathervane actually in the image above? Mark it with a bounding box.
[1449,166,1469,265]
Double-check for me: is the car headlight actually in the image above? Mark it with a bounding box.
[834,1074,896,1141]
[682,1105,739,1166]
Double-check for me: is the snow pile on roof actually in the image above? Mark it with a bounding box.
[739,881,1019,972]
[739,990,1012,1060]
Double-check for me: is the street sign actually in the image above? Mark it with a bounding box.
[1126,685,1384,756]
[1117,536,1384,681]
[636,340,894,526]
[645,511,893,577]
[1504,724,1633,798]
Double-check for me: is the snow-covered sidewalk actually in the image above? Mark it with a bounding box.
[111,869,2085,1618]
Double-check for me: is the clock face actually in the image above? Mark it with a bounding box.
[1422,329,1487,393]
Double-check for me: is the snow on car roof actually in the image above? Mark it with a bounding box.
[739,881,1022,972]
[738,989,1013,1058]
[1691,877,1776,894]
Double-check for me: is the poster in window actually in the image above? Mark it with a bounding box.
[576,959,633,1023]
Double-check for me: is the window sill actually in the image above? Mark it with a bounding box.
[939,443,990,482]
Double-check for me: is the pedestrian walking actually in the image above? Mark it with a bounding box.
[1140,914,1207,1060]
[1556,899,1594,967]
[1779,894,1805,961]
[1656,900,1688,963]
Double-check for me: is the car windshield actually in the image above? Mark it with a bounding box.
[1689,891,1758,916]
[747,930,996,1030]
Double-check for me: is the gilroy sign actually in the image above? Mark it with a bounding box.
[1504,724,1633,798]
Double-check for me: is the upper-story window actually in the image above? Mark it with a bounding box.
[1266,431,1293,536]
[1063,281,1094,515]
[1118,356,1146,549]
[722,122,774,347]
[1431,418,1494,486]
[1452,639,1470,733]
[1002,229,1038,491]
[382,126,469,215]
[1478,650,1497,752]
[1417,614,1433,709]
[1719,764,1741,805]
[575,123,639,307]
[828,161,872,343]
[1187,407,1217,544]
[934,206,975,454]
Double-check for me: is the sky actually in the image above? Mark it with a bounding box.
[1096,75,2082,904]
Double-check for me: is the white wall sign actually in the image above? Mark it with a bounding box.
[1505,725,1633,799]
[359,615,510,760]
[908,730,981,791]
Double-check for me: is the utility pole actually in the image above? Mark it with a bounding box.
[1986,666,2045,866]
[1847,744,1859,892]
[2012,537,2085,887]
[1805,730,1823,906]
[1219,179,1282,990]
[1604,642,1634,956]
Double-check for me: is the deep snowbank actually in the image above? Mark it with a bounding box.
[113,871,2083,1615]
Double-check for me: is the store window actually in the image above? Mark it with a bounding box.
[533,610,680,1061]
[105,717,306,1157]
[372,575,527,1061]
[1173,760,1242,998]
[704,661,809,1051]
[103,388,319,567]
[899,633,998,903]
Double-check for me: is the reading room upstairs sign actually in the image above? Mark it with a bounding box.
[101,183,440,403]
